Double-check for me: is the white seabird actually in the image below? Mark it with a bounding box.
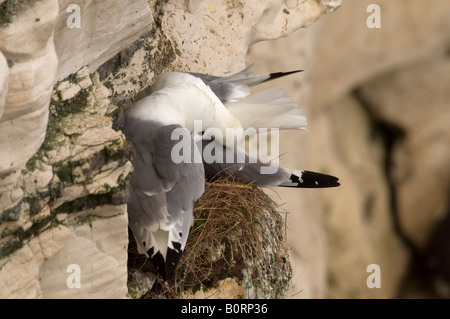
[122,72,243,280]
[123,66,339,281]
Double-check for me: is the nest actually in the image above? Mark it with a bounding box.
[127,176,292,299]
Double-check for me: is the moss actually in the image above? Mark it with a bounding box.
[103,139,133,164]
[0,238,24,259]
[150,36,176,75]
[102,183,112,192]
[153,0,169,28]
[73,210,123,229]
[46,135,131,194]
[52,142,131,188]
[24,159,63,204]
[98,12,176,109]
[98,29,173,109]
[38,86,92,153]
[0,211,60,259]
[26,195,41,216]
[38,124,62,152]
[53,159,84,184]
[25,152,42,172]
[65,72,79,84]
[0,199,23,222]
[50,88,90,119]
[52,190,126,216]
[0,169,16,180]
[48,181,63,201]
[0,0,41,28]
[73,213,94,229]
[55,164,72,184]
[98,32,153,82]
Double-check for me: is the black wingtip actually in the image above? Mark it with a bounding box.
[290,171,340,188]
[148,242,183,282]
[265,70,304,82]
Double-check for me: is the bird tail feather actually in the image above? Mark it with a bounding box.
[227,86,307,130]
[218,64,303,88]
[280,169,340,188]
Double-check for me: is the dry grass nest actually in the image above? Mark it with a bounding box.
[127,176,292,298]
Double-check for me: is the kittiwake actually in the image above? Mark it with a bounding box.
[123,66,339,281]
[122,72,242,280]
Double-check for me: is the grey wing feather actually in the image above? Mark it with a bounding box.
[198,139,340,188]
[188,64,255,84]
[190,64,303,104]
[123,119,205,258]
[189,64,262,103]
[197,139,290,187]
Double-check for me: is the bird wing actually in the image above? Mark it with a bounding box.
[123,118,205,280]
[190,65,303,104]
[198,139,340,188]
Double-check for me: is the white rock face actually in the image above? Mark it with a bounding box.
[0,0,149,298]
[248,0,450,298]
[308,0,450,108]
[159,0,342,74]
[0,224,72,298]
[359,54,450,249]
[39,205,128,299]
[0,66,132,298]
[0,1,59,246]
[0,0,58,175]
[307,96,408,298]
[54,0,153,81]
[0,205,128,299]
[0,52,8,119]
